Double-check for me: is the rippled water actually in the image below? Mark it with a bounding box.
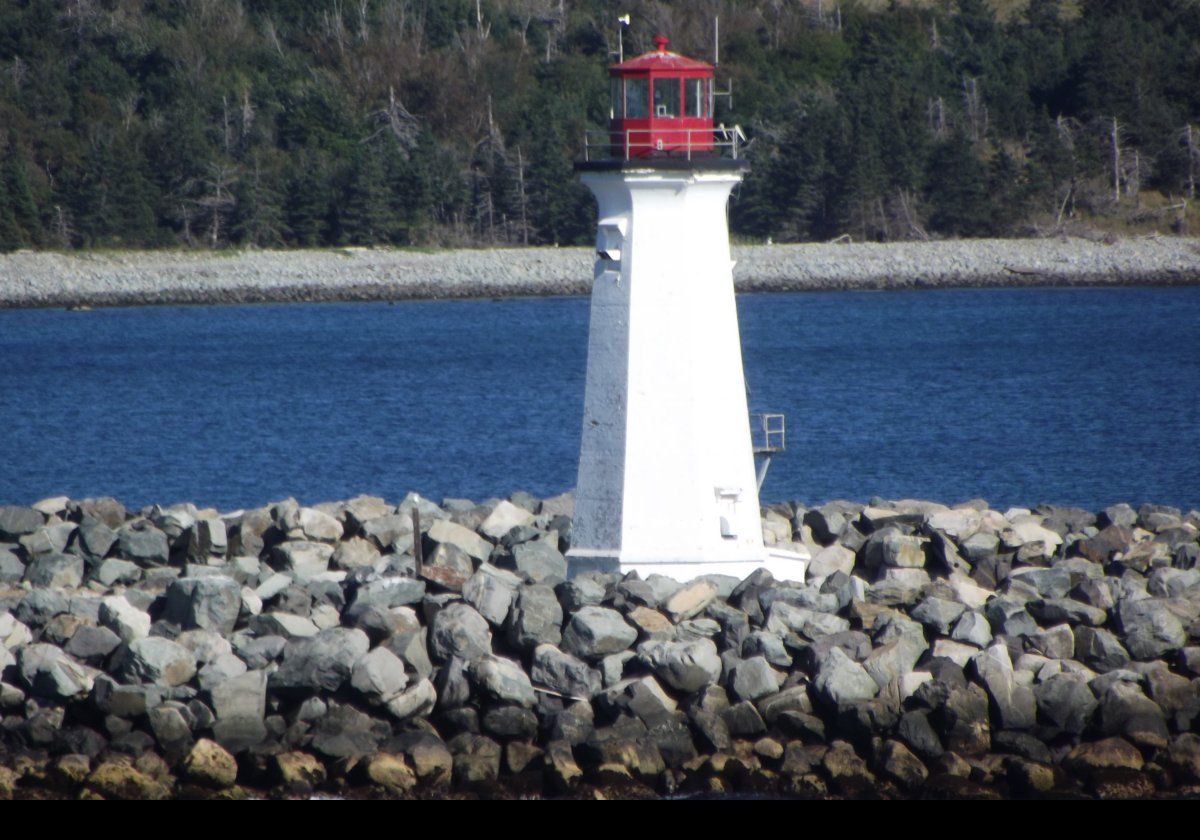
[0,286,1196,512]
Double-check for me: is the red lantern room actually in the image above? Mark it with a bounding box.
[607,35,716,159]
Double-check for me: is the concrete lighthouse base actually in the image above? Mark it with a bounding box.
[567,546,809,585]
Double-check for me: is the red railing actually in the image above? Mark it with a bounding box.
[582,126,746,161]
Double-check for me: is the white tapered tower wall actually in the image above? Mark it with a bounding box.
[567,165,807,582]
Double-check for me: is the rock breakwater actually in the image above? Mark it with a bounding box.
[1,237,1198,310]
[2,492,1200,799]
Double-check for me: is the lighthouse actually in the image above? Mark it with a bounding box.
[566,36,807,583]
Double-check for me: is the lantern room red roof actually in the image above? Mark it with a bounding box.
[610,35,712,73]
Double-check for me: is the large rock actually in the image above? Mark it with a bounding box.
[350,647,409,704]
[429,602,493,662]
[505,584,563,651]
[1074,626,1131,673]
[0,505,43,540]
[271,540,334,581]
[270,627,371,694]
[530,645,601,699]
[23,552,84,588]
[814,646,879,707]
[163,576,242,635]
[181,738,238,788]
[728,656,785,702]
[113,637,198,687]
[1099,682,1169,749]
[462,564,522,627]
[480,501,535,541]
[117,523,170,565]
[426,518,491,565]
[18,644,94,699]
[99,595,152,643]
[511,540,568,585]
[561,606,638,661]
[385,678,438,721]
[1118,598,1188,660]
[969,644,1036,731]
[663,580,718,622]
[637,638,722,693]
[470,655,536,707]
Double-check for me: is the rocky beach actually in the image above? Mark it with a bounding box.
[1,237,1199,309]
[2,492,1200,799]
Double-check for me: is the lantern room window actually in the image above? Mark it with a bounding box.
[624,77,648,119]
[653,78,679,118]
[685,77,707,118]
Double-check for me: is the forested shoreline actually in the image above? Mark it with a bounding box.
[1,0,1198,253]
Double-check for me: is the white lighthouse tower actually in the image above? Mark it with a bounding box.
[567,36,807,583]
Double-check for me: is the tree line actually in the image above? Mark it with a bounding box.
[1,0,1198,253]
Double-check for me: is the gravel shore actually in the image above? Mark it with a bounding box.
[2,237,1198,310]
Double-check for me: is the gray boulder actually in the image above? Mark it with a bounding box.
[99,595,153,644]
[951,611,993,648]
[505,584,563,651]
[814,646,879,707]
[561,606,638,661]
[113,637,198,687]
[270,627,371,694]
[117,523,170,565]
[164,576,242,635]
[470,655,536,707]
[385,678,438,721]
[1026,624,1075,660]
[350,647,409,704]
[0,505,43,540]
[912,596,967,636]
[512,540,568,585]
[271,540,334,581]
[425,518,491,565]
[429,602,493,662]
[0,544,24,582]
[23,553,84,588]
[1075,626,1132,673]
[209,670,268,750]
[462,564,522,627]
[531,644,601,699]
[638,638,722,693]
[970,644,1036,731]
[1033,674,1097,736]
[1118,599,1188,660]
[18,644,94,699]
[728,656,785,702]
[65,625,122,663]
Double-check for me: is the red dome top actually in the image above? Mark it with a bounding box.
[610,35,713,74]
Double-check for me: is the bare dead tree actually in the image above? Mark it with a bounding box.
[51,205,75,249]
[357,0,371,43]
[117,93,140,132]
[8,56,28,91]
[962,76,988,143]
[365,86,421,155]
[323,1,348,59]
[261,14,284,57]
[195,163,240,248]
[1055,115,1082,226]
[1109,116,1123,203]
[1120,148,1150,206]
[927,97,947,140]
[1182,123,1199,199]
[515,145,529,245]
[241,88,255,145]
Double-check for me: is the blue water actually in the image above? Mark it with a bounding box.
[0,287,1196,512]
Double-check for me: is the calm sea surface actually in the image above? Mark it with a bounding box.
[0,287,1196,512]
